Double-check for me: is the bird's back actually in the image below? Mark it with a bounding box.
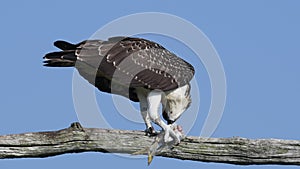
[44,36,195,101]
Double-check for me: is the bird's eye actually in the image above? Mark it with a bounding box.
[170,111,173,114]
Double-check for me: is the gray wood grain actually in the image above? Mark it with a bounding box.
[1,122,300,166]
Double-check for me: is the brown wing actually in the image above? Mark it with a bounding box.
[75,37,194,91]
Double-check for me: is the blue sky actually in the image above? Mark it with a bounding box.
[1,0,300,169]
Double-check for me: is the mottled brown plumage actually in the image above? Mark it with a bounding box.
[44,37,194,101]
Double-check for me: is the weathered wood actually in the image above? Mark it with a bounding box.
[0,122,300,166]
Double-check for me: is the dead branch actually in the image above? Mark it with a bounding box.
[0,122,300,166]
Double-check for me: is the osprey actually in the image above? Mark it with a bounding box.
[43,36,195,144]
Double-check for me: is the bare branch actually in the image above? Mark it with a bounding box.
[0,122,300,166]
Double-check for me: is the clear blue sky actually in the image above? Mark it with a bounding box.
[1,0,300,169]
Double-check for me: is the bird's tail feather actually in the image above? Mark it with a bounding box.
[54,40,77,50]
[43,40,78,67]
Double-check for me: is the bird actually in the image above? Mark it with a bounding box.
[43,36,195,146]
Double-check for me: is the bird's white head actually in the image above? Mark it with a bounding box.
[162,84,192,124]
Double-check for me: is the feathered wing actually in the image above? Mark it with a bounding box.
[75,37,194,91]
[44,36,195,100]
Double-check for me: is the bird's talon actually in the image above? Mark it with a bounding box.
[163,124,184,144]
[145,127,158,136]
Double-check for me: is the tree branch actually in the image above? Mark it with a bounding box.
[0,122,300,166]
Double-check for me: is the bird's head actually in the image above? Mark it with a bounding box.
[162,84,191,124]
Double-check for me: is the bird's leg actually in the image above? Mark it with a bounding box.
[138,91,157,136]
[133,91,184,165]
[168,123,185,144]
[132,123,185,165]
[154,120,181,144]
[141,106,157,136]
[147,91,181,144]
